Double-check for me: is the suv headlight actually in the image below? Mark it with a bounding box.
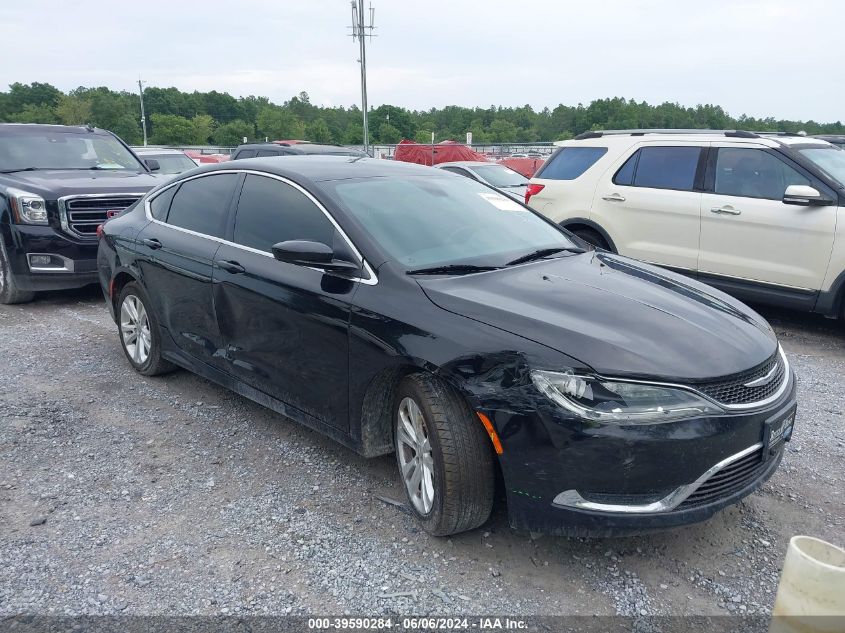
[530,370,722,424]
[7,188,48,225]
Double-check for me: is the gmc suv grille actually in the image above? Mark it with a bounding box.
[60,195,143,238]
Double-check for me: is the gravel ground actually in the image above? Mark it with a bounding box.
[0,287,842,617]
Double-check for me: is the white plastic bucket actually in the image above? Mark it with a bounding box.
[770,535,845,633]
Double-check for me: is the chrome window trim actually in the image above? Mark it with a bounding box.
[59,192,146,238]
[143,169,377,286]
[582,344,790,412]
[553,441,764,514]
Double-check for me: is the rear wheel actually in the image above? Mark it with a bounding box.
[0,242,35,305]
[569,227,610,252]
[117,282,175,376]
[394,373,495,536]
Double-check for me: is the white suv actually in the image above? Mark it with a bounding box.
[526,130,845,318]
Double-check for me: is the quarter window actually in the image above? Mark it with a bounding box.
[233,174,335,253]
[166,173,238,238]
[714,148,810,200]
[630,146,701,191]
[536,147,608,180]
[256,150,280,157]
[235,149,257,159]
[149,185,177,220]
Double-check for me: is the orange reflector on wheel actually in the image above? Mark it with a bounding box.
[476,412,503,455]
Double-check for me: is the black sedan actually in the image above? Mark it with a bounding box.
[97,156,796,536]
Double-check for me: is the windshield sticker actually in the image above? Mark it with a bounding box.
[478,192,525,212]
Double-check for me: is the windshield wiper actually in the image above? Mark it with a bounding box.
[0,167,42,174]
[406,264,501,276]
[506,246,585,266]
[501,183,529,188]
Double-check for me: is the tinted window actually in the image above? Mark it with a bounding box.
[613,152,638,185]
[715,148,811,199]
[235,149,256,159]
[256,150,279,157]
[149,185,177,220]
[233,175,335,252]
[440,166,473,178]
[166,173,238,238]
[537,147,607,180]
[633,146,701,191]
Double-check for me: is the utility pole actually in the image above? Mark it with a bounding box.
[349,1,375,155]
[137,78,148,147]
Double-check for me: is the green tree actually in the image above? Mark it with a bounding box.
[305,118,332,143]
[190,114,215,144]
[149,114,196,145]
[342,123,364,145]
[256,107,305,140]
[488,119,519,143]
[376,122,402,143]
[54,95,92,125]
[7,103,58,124]
[213,120,254,146]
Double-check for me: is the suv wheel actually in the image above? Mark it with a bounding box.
[570,227,611,252]
[117,282,175,376]
[0,242,35,305]
[394,374,495,536]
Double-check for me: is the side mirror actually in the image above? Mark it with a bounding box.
[783,184,832,206]
[271,240,360,273]
[144,158,161,172]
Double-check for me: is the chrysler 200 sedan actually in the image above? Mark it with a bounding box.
[97,156,796,536]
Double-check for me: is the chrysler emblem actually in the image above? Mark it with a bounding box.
[744,365,778,388]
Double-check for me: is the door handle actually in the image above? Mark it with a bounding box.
[216,260,245,274]
[710,206,742,216]
[602,193,626,202]
[142,238,162,250]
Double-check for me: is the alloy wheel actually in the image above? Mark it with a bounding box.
[120,294,151,366]
[397,396,435,515]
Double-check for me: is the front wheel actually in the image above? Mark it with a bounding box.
[117,282,175,376]
[394,374,495,536]
[0,242,35,305]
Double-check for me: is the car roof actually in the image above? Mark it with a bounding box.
[435,161,495,168]
[554,130,834,150]
[132,147,188,155]
[0,123,113,136]
[194,155,446,183]
[235,142,365,156]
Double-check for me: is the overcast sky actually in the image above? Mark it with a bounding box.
[1,0,841,122]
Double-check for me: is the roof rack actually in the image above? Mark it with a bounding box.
[573,129,760,140]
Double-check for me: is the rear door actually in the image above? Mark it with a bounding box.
[699,145,837,292]
[136,172,240,366]
[589,143,706,271]
[212,173,357,430]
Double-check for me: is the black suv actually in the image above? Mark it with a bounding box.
[231,141,367,160]
[0,124,162,303]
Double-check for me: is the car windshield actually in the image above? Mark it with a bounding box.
[798,147,845,187]
[471,164,528,187]
[146,154,197,174]
[0,130,144,172]
[326,175,577,269]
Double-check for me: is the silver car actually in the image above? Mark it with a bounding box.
[435,161,529,202]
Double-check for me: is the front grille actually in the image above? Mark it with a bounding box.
[695,352,786,406]
[679,447,766,509]
[61,196,142,238]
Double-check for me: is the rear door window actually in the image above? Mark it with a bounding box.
[629,146,701,191]
[714,148,810,200]
[235,149,257,159]
[166,173,239,238]
[536,147,608,180]
[233,174,335,253]
[256,150,280,157]
[149,185,177,220]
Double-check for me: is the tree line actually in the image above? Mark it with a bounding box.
[1,82,842,147]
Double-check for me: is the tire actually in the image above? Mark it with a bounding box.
[570,227,610,252]
[116,282,175,376]
[394,373,495,536]
[0,241,36,305]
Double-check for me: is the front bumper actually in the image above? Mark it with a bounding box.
[4,223,99,291]
[486,370,796,536]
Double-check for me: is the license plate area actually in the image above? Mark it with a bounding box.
[764,405,796,456]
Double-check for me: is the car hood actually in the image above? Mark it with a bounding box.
[417,252,777,382]
[1,170,162,199]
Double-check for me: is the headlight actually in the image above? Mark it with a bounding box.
[530,370,722,424]
[7,188,48,225]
